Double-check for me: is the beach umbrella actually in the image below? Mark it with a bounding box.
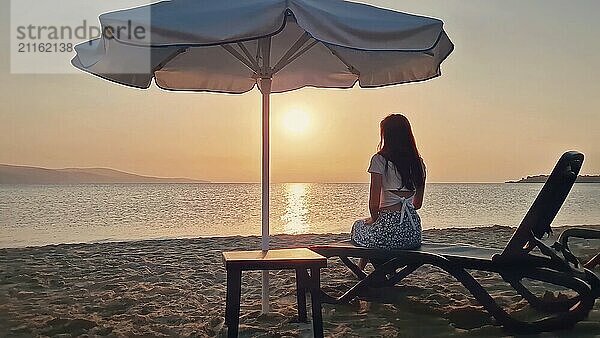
[72,0,454,313]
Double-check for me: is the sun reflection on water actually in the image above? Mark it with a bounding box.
[281,183,310,234]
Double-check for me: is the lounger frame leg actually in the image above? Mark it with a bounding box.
[339,256,367,280]
[317,259,396,304]
[586,253,600,269]
[384,264,420,286]
[557,228,600,269]
[504,275,578,313]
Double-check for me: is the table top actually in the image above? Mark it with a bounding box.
[223,248,327,270]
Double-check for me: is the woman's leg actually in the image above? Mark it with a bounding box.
[351,219,372,270]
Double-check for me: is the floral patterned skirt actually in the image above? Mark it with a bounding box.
[350,208,422,250]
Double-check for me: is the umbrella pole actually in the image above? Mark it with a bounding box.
[260,77,272,314]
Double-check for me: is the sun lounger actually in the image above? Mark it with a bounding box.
[310,151,599,334]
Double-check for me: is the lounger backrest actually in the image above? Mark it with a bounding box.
[502,151,584,255]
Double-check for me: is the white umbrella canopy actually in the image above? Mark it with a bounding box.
[72,0,453,313]
[72,0,453,92]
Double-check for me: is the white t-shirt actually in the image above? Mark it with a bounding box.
[367,154,426,207]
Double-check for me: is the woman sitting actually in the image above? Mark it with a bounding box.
[351,114,426,261]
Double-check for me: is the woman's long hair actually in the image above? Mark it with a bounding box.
[377,114,425,190]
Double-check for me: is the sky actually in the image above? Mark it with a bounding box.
[0,0,599,183]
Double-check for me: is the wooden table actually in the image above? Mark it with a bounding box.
[222,248,327,337]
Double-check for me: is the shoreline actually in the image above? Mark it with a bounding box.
[1,226,598,337]
[4,224,600,250]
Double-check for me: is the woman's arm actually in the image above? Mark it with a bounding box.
[412,158,426,210]
[412,185,425,210]
[368,173,382,222]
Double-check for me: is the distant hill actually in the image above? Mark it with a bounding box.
[507,175,600,183]
[0,164,209,184]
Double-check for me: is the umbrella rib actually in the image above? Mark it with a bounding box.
[271,33,311,75]
[273,40,319,75]
[237,42,260,70]
[327,47,361,76]
[222,44,259,73]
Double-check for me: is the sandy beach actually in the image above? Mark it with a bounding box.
[1,226,599,337]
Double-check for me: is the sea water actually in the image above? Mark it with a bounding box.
[1,183,599,248]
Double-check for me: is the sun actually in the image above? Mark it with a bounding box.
[281,109,310,135]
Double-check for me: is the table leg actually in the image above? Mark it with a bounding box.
[226,268,242,338]
[225,273,230,326]
[295,268,308,322]
[309,267,324,338]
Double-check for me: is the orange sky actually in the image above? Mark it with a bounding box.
[0,0,599,183]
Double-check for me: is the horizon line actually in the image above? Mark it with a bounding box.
[4,162,597,185]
